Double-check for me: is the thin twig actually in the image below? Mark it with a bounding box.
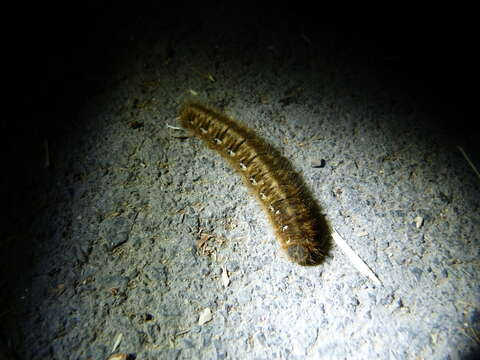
[166,123,183,130]
[458,146,480,180]
[112,333,123,353]
[332,229,382,286]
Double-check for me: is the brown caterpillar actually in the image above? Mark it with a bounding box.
[179,103,331,266]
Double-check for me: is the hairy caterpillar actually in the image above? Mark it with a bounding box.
[179,103,331,266]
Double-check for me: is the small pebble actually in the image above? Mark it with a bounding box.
[311,159,326,168]
[198,308,213,325]
[414,216,424,229]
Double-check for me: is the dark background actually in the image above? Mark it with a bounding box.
[5,3,478,209]
[9,4,478,134]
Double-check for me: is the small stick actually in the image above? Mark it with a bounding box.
[111,333,123,352]
[167,122,189,138]
[175,329,191,337]
[332,229,382,286]
[458,146,480,180]
[166,123,183,130]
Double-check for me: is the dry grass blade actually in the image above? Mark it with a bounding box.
[332,229,382,286]
[458,146,480,180]
[111,333,123,352]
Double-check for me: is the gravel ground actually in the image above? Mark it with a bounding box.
[2,5,479,360]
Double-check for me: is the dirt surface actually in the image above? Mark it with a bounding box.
[2,4,479,360]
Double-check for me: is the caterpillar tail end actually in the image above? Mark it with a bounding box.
[286,244,327,266]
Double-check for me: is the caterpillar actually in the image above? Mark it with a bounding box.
[179,103,331,266]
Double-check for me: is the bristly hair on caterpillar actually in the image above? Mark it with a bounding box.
[179,102,332,266]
